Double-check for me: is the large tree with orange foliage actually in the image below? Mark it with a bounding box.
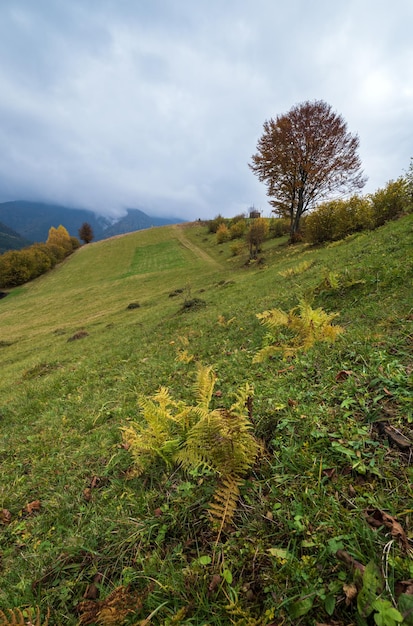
[250,100,366,241]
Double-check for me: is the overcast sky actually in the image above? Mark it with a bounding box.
[0,1,412,220]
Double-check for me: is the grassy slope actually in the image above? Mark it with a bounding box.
[0,218,412,625]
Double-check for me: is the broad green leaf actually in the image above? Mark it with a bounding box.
[324,593,336,616]
[289,595,314,618]
[268,547,291,560]
[222,568,233,584]
[398,593,413,625]
[197,555,211,565]
[357,561,383,617]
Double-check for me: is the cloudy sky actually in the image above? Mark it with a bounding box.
[0,1,412,220]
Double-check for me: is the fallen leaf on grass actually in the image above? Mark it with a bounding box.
[395,579,413,596]
[90,476,100,489]
[208,574,222,593]
[1,509,12,524]
[343,582,358,605]
[76,585,144,625]
[83,488,92,502]
[277,365,295,374]
[365,508,411,553]
[336,549,365,574]
[25,500,41,515]
[378,423,411,451]
[335,370,354,382]
[84,573,103,600]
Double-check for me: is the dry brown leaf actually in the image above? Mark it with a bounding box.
[365,508,411,552]
[382,424,411,450]
[76,585,143,625]
[335,369,354,382]
[1,508,12,524]
[84,573,103,600]
[277,365,295,374]
[208,574,222,593]
[336,549,365,574]
[395,579,413,596]
[348,484,356,496]
[83,488,92,502]
[25,500,41,515]
[90,476,100,489]
[343,582,358,605]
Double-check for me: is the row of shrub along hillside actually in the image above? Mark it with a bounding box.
[304,177,413,244]
[208,174,413,255]
[0,225,80,288]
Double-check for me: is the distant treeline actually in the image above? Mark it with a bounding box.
[0,225,80,289]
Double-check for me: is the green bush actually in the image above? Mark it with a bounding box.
[207,214,226,233]
[229,219,246,239]
[230,241,245,256]
[269,217,290,238]
[305,196,373,244]
[369,178,412,227]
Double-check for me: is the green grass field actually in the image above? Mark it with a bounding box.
[0,218,412,625]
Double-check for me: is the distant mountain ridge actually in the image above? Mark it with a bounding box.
[0,220,32,254]
[0,201,183,249]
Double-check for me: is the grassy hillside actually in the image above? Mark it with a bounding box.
[0,217,412,625]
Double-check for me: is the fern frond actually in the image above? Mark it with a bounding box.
[192,364,216,409]
[229,383,253,418]
[0,607,49,626]
[176,409,228,473]
[252,345,280,363]
[175,349,194,363]
[256,308,288,329]
[255,301,343,359]
[209,475,242,531]
[182,408,259,477]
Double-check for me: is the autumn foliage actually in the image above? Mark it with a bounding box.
[250,100,366,241]
[0,224,79,288]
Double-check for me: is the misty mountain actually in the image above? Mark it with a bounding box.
[0,201,183,248]
[0,220,32,254]
[102,208,182,238]
[0,201,110,243]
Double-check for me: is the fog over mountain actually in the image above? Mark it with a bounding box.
[0,201,183,245]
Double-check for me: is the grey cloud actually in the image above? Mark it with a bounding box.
[0,0,411,219]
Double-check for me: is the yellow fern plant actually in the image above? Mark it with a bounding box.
[0,607,49,626]
[254,300,344,361]
[122,364,259,530]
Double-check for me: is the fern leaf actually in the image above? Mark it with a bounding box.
[0,607,49,626]
[192,364,216,409]
[256,308,288,329]
[209,475,242,531]
[255,301,343,359]
[252,345,280,363]
[229,383,253,418]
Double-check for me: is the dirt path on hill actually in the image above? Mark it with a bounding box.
[173,224,222,268]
